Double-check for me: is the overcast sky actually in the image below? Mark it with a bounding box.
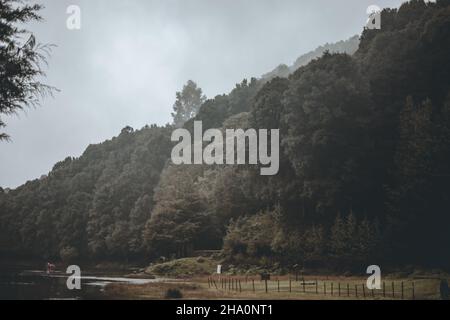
[0,0,405,189]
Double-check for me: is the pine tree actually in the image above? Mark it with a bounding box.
[171,80,206,128]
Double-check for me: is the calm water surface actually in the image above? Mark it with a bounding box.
[0,264,161,300]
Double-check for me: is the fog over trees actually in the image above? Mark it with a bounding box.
[1,0,450,271]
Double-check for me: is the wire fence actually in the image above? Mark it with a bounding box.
[207,276,418,299]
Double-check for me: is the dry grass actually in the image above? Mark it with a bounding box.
[104,274,444,300]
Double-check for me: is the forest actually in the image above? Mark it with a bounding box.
[1,0,450,272]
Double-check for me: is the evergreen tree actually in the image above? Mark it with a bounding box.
[171,80,206,128]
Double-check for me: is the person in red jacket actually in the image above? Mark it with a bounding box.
[46,262,56,274]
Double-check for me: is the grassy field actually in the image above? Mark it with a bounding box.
[103,257,448,300]
[105,274,444,300]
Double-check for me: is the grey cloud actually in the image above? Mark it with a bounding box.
[0,0,404,188]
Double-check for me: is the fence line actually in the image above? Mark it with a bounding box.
[207,276,416,300]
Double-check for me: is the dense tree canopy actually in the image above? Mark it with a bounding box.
[0,125,172,260]
[1,0,450,271]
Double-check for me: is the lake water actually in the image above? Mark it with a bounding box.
[0,264,160,300]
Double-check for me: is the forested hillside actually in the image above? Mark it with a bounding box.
[145,0,450,270]
[0,125,173,261]
[261,35,360,79]
[1,0,450,270]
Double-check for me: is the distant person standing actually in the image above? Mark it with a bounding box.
[440,279,449,300]
[46,262,55,274]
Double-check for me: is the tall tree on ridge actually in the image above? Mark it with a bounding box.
[171,80,206,128]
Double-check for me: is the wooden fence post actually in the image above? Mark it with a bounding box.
[362,284,366,298]
[303,280,306,293]
[324,282,326,295]
[383,281,385,298]
[289,279,292,293]
[252,279,255,293]
[355,285,358,298]
[331,283,334,296]
[412,282,415,300]
[401,282,404,300]
[392,282,395,298]
[338,282,341,296]
[347,284,350,297]
[265,279,268,293]
[316,280,318,294]
[239,280,242,293]
[278,280,280,292]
